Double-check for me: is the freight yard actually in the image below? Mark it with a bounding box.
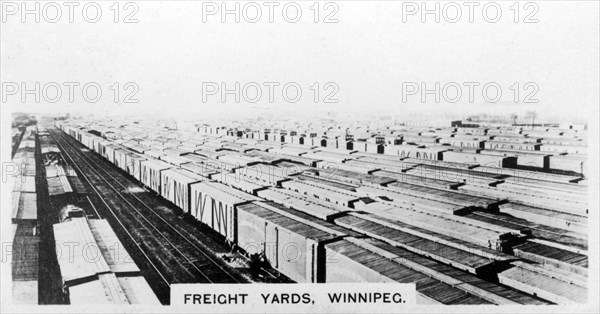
[9,116,588,305]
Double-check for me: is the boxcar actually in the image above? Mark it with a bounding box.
[439,137,484,149]
[442,151,517,168]
[540,144,587,155]
[256,187,349,221]
[139,160,172,193]
[236,201,354,283]
[103,144,121,164]
[160,168,204,213]
[113,149,130,172]
[548,155,586,175]
[484,141,540,151]
[481,150,550,169]
[280,180,361,208]
[189,181,259,242]
[384,145,446,160]
[125,153,146,181]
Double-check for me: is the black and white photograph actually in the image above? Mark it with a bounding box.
[1,0,598,312]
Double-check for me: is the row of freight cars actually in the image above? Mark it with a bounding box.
[197,124,588,176]
[64,120,588,241]
[37,128,161,305]
[70,121,587,236]
[200,124,586,150]
[10,126,39,305]
[64,123,525,250]
[80,119,588,175]
[258,136,585,175]
[58,121,587,304]
[215,129,588,177]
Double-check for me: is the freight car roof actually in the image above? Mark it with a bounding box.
[190,181,260,204]
[349,152,404,162]
[53,218,112,284]
[244,150,287,163]
[238,201,354,241]
[343,209,516,259]
[212,171,272,188]
[281,180,361,202]
[334,214,499,273]
[193,149,226,159]
[161,168,207,183]
[217,153,261,166]
[466,211,587,250]
[357,185,466,215]
[163,148,189,156]
[514,241,588,269]
[403,157,479,169]
[140,159,172,170]
[499,261,587,303]
[386,182,500,208]
[126,152,147,161]
[344,158,419,172]
[181,162,218,178]
[326,237,546,305]
[88,219,141,275]
[370,169,460,189]
[267,147,310,158]
[295,174,358,191]
[308,167,396,186]
[303,151,355,163]
[257,188,350,221]
[47,175,73,196]
[160,154,191,167]
[12,175,35,193]
[12,191,37,221]
[181,153,210,164]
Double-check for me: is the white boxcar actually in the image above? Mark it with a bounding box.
[104,144,122,164]
[125,153,146,181]
[442,151,517,168]
[384,145,446,160]
[189,181,259,242]
[160,168,204,213]
[540,144,587,155]
[484,141,540,151]
[237,201,350,283]
[140,160,172,193]
[113,149,130,172]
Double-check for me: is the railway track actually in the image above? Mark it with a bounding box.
[49,128,247,303]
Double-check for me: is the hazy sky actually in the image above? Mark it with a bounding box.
[2,1,599,122]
